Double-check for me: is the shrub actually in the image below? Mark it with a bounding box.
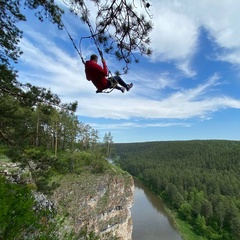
[0,175,57,239]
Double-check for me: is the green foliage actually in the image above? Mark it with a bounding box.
[1,0,25,66]
[114,140,240,240]
[5,147,109,194]
[0,175,58,239]
[1,1,76,148]
[76,227,100,240]
[58,150,110,175]
[0,146,109,239]
[175,216,207,240]
[68,0,152,72]
[179,203,193,222]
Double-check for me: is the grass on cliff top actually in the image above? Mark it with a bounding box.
[47,149,132,187]
[0,145,12,163]
[0,154,11,163]
[0,145,132,196]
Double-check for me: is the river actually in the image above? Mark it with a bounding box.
[131,179,182,240]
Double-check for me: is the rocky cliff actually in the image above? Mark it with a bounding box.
[0,157,134,239]
[50,168,134,239]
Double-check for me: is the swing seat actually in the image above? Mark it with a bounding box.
[109,77,119,88]
[96,78,119,94]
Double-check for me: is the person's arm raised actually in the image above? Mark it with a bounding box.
[100,58,108,76]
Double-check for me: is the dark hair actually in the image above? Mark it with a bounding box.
[90,54,98,61]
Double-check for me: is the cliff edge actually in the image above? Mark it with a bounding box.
[50,167,134,239]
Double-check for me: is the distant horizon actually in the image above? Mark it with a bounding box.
[113,138,240,144]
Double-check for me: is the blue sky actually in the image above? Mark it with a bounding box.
[17,0,240,143]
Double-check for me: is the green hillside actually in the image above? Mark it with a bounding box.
[114,140,240,240]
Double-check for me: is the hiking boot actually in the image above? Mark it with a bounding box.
[96,89,102,93]
[120,87,125,93]
[126,83,133,91]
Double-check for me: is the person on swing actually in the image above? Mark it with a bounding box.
[85,54,133,93]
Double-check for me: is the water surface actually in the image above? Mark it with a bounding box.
[131,179,182,240]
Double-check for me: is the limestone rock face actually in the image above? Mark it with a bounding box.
[51,171,134,239]
[0,161,55,213]
[0,162,33,184]
[0,158,134,239]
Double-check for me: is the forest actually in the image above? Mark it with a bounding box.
[114,140,240,240]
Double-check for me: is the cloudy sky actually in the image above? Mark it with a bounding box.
[17,0,240,143]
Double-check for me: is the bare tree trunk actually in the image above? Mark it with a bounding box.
[107,141,110,158]
[36,112,39,147]
[55,121,58,157]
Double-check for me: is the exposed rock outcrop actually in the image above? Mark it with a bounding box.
[0,161,55,213]
[50,171,134,239]
[0,159,134,239]
[0,162,32,184]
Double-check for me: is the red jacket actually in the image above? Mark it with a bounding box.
[85,60,108,91]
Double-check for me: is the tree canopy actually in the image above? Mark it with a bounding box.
[64,0,153,72]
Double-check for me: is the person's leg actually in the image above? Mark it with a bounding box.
[113,76,133,91]
[107,78,124,92]
[115,85,125,92]
[113,76,128,88]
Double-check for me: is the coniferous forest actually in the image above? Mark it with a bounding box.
[114,140,240,240]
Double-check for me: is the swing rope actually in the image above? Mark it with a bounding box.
[84,19,103,59]
[62,1,105,66]
[62,3,118,93]
[80,15,118,92]
[62,23,86,65]
[62,17,103,66]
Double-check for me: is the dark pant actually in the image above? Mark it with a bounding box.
[107,76,128,89]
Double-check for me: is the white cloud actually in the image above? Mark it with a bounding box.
[17,28,240,122]
[72,73,240,120]
[176,61,196,78]
[16,2,240,131]
[216,49,240,65]
[18,35,91,97]
[149,0,240,70]
[150,4,198,62]
[89,121,191,131]
[52,0,240,71]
